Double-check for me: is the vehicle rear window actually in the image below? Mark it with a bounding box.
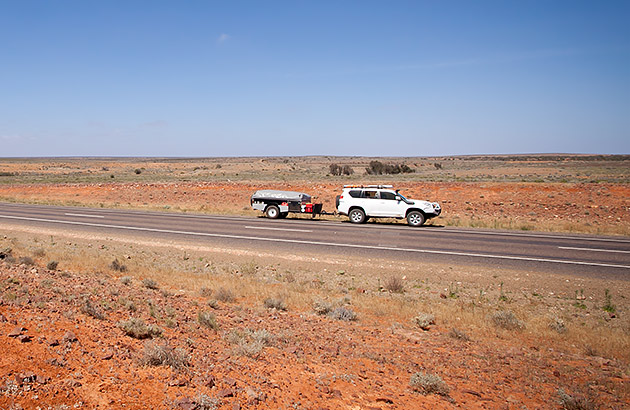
[348,190,362,198]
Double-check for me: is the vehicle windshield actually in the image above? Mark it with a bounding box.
[397,192,413,204]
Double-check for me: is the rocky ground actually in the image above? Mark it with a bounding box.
[1,257,629,409]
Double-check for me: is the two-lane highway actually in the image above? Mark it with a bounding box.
[1,202,629,278]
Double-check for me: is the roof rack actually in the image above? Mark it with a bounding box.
[343,184,394,189]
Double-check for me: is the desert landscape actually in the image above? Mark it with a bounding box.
[1,155,629,409]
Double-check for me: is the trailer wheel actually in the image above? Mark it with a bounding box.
[265,205,280,219]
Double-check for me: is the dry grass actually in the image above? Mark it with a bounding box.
[2,227,630,365]
[140,341,189,370]
[118,318,163,339]
[409,372,450,396]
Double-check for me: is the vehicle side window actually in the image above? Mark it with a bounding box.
[348,190,362,198]
[364,190,378,199]
[380,191,396,200]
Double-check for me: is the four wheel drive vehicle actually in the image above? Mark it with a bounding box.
[335,185,441,226]
[251,190,323,219]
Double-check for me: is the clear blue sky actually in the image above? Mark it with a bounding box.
[1,1,628,157]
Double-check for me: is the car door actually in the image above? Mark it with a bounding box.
[361,190,379,216]
[375,190,406,217]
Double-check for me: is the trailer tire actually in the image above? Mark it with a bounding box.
[265,205,281,219]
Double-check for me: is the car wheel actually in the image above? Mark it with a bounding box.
[265,205,280,219]
[407,211,425,227]
[349,208,366,224]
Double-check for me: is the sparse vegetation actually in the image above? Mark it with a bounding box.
[489,310,525,330]
[109,259,127,272]
[142,278,159,290]
[118,318,163,339]
[81,300,105,320]
[120,276,132,285]
[313,300,333,315]
[558,389,598,410]
[414,313,435,330]
[549,317,567,334]
[18,256,34,266]
[264,297,287,311]
[409,372,449,396]
[603,289,616,313]
[365,160,414,175]
[330,306,357,321]
[215,287,235,302]
[46,260,58,270]
[197,310,219,330]
[140,341,188,370]
[384,275,404,293]
[448,327,470,341]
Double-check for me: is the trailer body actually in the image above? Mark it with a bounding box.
[251,190,323,218]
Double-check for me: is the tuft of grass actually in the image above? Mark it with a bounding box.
[264,297,287,311]
[414,313,435,330]
[215,287,235,303]
[329,306,357,321]
[142,278,159,290]
[199,287,213,297]
[109,259,127,272]
[197,310,219,330]
[46,260,59,270]
[120,276,132,285]
[81,300,105,320]
[489,310,525,330]
[384,276,404,293]
[448,327,470,341]
[558,389,598,410]
[602,289,616,314]
[549,317,567,334]
[409,372,450,396]
[19,256,35,266]
[118,318,162,339]
[226,329,274,358]
[33,248,46,257]
[140,341,188,370]
[313,300,333,316]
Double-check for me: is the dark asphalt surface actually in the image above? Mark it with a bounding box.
[1,202,629,279]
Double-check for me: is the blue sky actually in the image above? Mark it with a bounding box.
[1,1,628,157]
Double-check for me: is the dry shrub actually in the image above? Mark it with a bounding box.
[549,316,567,334]
[81,300,105,320]
[199,287,213,297]
[384,276,404,293]
[46,260,58,270]
[33,248,46,257]
[409,372,450,396]
[330,306,357,321]
[140,341,188,370]
[120,276,132,285]
[414,313,435,330]
[313,300,333,315]
[226,329,273,358]
[215,287,235,302]
[558,389,598,410]
[118,318,162,339]
[264,297,287,311]
[448,328,470,341]
[197,310,219,330]
[18,256,34,266]
[489,310,525,330]
[142,278,159,290]
[109,259,127,272]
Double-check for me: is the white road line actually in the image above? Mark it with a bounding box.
[245,226,313,233]
[64,213,105,219]
[559,246,630,254]
[3,202,630,244]
[2,214,630,270]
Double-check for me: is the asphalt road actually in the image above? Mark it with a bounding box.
[1,202,629,279]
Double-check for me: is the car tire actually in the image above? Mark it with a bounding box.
[265,205,280,219]
[349,208,366,224]
[407,211,425,227]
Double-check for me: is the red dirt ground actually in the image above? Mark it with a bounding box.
[1,261,628,409]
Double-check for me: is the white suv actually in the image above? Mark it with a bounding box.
[335,185,441,227]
